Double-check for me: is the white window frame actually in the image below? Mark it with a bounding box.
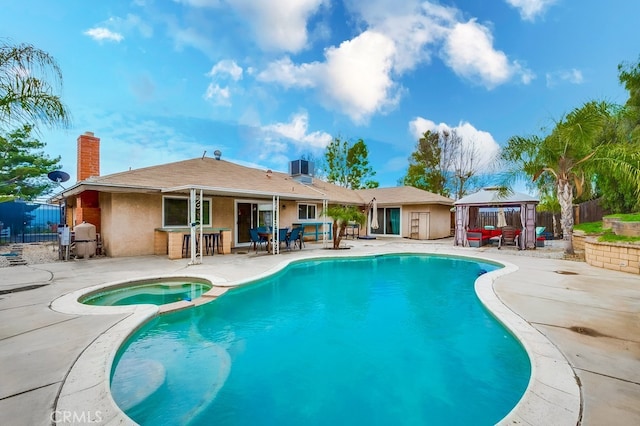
[297,203,317,221]
[162,196,212,228]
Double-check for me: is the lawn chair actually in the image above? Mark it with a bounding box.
[498,226,519,249]
[288,227,303,250]
[249,228,266,252]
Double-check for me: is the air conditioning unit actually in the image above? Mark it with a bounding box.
[290,160,314,177]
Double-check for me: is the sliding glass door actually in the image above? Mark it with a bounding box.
[371,207,401,236]
[236,201,274,245]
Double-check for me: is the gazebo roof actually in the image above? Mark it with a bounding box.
[454,187,539,206]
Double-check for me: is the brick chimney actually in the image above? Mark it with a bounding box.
[77,131,100,181]
[75,132,101,232]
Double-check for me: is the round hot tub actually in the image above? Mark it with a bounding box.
[80,277,213,306]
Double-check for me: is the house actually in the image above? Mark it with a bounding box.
[53,132,453,258]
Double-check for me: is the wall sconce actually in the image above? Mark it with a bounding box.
[266,169,273,178]
[281,204,286,210]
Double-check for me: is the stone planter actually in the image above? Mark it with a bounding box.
[612,221,640,237]
[603,216,640,237]
[602,217,618,230]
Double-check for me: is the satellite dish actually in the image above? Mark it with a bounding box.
[48,170,70,183]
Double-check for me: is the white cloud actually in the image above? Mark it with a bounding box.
[170,0,532,122]
[178,0,324,52]
[255,1,533,123]
[257,57,320,88]
[505,0,557,21]
[83,27,124,43]
[232,0,325,52]
[321,31,399,123]
[84,14,151,43]
[262,111,332,150]
[442,19,532,89]
[204,84,231,105]
[259,31,400,123]
[546,68,584,87]
[409,117,500,172]
[346,0,455,73]
[207,60,243,81]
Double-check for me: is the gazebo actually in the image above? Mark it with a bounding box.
[453,187,539,249]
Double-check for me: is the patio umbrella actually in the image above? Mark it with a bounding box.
[497,207,507,228]
[371,198,379,230]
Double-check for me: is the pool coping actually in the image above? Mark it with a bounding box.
[50,251,580,425]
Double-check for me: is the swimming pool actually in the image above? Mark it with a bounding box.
[80,278,212,306]
[111,254,530,425]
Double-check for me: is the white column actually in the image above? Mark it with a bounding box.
[272,195,280,254]
[322,199,328,248]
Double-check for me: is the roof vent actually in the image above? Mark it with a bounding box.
[214,150,222,160]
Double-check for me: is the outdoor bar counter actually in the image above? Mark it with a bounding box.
[154,227,231,259]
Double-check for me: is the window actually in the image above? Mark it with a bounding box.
[298,203,317,220]
[163,196,211,227]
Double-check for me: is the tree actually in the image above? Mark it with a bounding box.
[1,40,71,130]
[402,130,446,194]
[322,205,366,249]
[595,57,640,212]
[324,137,378,189]
[0,124,61,201]
[617,55,640,136]
[401,128,481,198]
[500,101,611,255]
[451,135,485,199]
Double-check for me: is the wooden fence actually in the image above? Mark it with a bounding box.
[573,198,608,224]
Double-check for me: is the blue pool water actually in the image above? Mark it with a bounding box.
[111,254,531,425]
[82,280,212,306]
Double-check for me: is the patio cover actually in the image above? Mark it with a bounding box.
[453,187,539,249]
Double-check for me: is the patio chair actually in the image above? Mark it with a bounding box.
[249,228,265,252]
[498,226,519,250]
[278,228,290,250]
[288,227,302,250]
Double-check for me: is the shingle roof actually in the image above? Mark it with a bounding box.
[356,186,454,206]
[59,157,451,206]
[63,157,365,203]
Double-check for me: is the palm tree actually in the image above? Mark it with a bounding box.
[500,101,611,255]
[537,192,562,238]
[322,205,366,249]
[0,40,70,129]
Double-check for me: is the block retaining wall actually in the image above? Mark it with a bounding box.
[582,237,640,275]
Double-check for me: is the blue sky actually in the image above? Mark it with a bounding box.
[2,0,638,191]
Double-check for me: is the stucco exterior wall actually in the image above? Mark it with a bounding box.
[401,204,451,240]
[101,193,161,257]
[96,192,451,255]
[280,200,311,228]
[212,197,235,246]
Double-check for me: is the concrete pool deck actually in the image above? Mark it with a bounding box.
[0,238,638,425]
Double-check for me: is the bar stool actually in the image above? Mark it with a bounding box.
[182,234,200,257]
[182,234,190,258]
[203,233,220,255]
